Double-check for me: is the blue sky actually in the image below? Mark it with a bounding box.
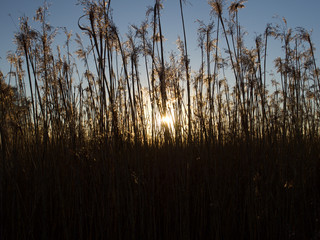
[1,0,320,76]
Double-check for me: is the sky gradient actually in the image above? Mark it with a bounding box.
[1,0,320,75]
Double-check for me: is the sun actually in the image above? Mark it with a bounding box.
[160,114,174,129]
[161,115,172,124]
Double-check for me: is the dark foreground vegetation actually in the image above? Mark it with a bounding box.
[1,0,320,239]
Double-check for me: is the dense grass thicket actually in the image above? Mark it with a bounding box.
[1,0,320,239]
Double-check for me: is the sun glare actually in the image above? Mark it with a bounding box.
[160,114,174,129]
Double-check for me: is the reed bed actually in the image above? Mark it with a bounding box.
[0,0,319,239]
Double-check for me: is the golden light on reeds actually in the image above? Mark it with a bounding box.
[160,114,174,128]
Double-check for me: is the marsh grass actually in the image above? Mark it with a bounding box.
[0,0,320,239]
